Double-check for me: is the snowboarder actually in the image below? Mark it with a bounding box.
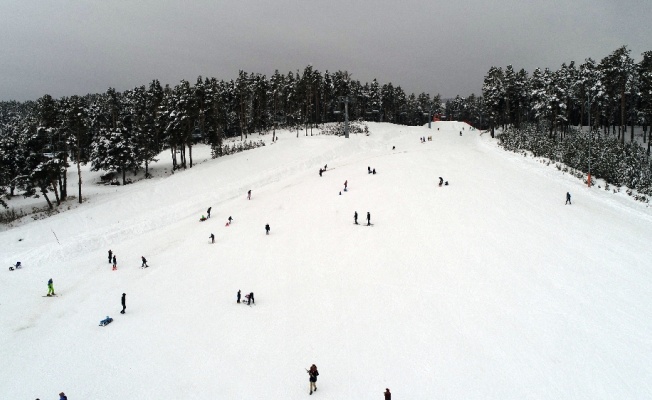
[566,192,571,205]
[319,168,323,177]
[121,293,126,314]
[112,255,117,268]
[207,207,212,218]
[210,233,215,243]
[108,249,113,263]
[237,289,241,304]
[307,364,319,394]
[141,256,148,268]
[248,292,255,305]
[344,180,348,191]
[247,190,252,200]
[354,211,358,225]
[367,212,371,226]
[47,278,55,296]
[384,388,391,400]
[438,177,443,187]
[265,224,270,235]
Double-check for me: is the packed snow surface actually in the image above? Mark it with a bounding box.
[1,122,651,399]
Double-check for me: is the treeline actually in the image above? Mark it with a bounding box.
[498,124,652,200]
[0,66,442,209]
[480,45,652,153]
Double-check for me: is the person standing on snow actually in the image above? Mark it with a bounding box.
[384,388,391,399]
[121,293,126,314]
[59,392,67,400]
[47,278,55,296]
[265,224,270,235]
[210,233,215,243]
[141,256,148,268]
[354,211,358,225]
[247,190,252,200]
[108,249,113,264]
[237,289,241,304]
[112,255,117,268]
[248,292,255,305]
[207,207,212,218]
[307,364,319,394]
[367,212,371,226]
[566,192,571,205]
[344,180,348,191]
[319,168,323,177]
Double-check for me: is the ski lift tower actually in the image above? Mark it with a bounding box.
[333,96,352,138]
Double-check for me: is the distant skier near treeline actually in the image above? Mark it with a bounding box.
[566,192,572,205]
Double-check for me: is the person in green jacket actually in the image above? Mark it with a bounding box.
[47,278,55,296]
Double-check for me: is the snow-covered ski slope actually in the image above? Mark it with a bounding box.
[1,122,651,399]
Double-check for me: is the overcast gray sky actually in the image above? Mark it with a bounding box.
[1,0,650,101]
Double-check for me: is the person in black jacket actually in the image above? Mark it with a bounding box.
[207,207,212,218]
[237,290,241,304]
[141,256,148,268]
[354,211,358,225]
[265,224,270,235]
[566,192,571,205]
[367,212,371,226]
[384,388,391,399]
[108,249,113,263]
[121,293,126,314]
[308,364,319,394]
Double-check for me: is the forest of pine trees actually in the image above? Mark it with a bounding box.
[0,67,442,209]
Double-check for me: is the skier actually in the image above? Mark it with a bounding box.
[210,233,215,243]
[207,207,212,218]
[247,190,252,200]
[265,223,270,235]
[384,388,391,400]
[566,192,571,205]
[248,292,255,305]
[367,211,371,226]
[344,180,348,191]
[141,256,148,268]
[354,211,358,225]
[112,255,117,268]
[438,177,443,187]
[108,249,113,263]
[319,168,323,177]
[47,278,55,296]
[237,289,241,304]
[121,293,126,314]
[307,364,319,395]
[59,392,68,400]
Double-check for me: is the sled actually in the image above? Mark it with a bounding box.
[99,317,113,326]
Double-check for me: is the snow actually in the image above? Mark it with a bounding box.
[1,122,651,399]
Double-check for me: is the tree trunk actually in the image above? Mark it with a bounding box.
[189,143,193,168]
[51,180,60,206]
[41,186,53,209]
[122,169,126,185]
[77,154,83,204]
